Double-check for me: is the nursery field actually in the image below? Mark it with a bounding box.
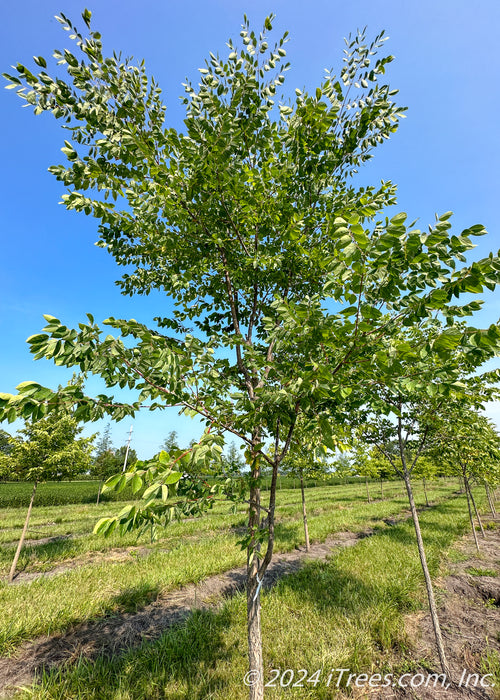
[0,478,498,699]
[0,476,372,509]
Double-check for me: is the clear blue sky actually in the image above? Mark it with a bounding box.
[1,0,499,458]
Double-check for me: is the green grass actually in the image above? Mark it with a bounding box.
[0,481,142,508]
[16,493,478,699]
[0,476,458,509]
[466,567,498,577]
[0,480,460,657]
[0,480,456,578]
[480,647,500,699]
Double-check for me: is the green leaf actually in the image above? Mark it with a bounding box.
[82,8,92,28]
[157,450,170,465]
[390,212,407,225]
[104,473,125,490]
[94,517,111,535]
[16,381,41,392]
[164,471,182,485]
[143,483,161,500]
[130,473,143,493]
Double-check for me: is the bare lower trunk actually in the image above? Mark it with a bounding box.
[466,478,485,538]
[246,450,264,700]
[423,477,429,507]
[365,476,371,502]
[9,481,38,583]
[403,470,451,679]
[247,552,264,700]
[464,477,480,552]
[300,475,310,551]
[96,480,103,505]
[485,483,496,516]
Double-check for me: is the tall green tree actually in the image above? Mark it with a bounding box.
[94,424,112,461]
[350,438,379,502]
[223,441,246,475]
[0,429,12,457]
[412,455,440,506]
[0,412,92,582]
[360,326,500,678]
[279,421,340,551]
[92,425,138,504]
[160,431,179,454]
[92,423,113,503]
[365,451,394,498]
[2,11,500,696]
[429,407,500,550]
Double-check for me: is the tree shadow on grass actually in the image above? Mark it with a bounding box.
[0,536,79,580]
[22,536,78,561]
[273,497,470,623]
[7,599,240,700]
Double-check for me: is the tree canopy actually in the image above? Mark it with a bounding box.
[0,412,92,483]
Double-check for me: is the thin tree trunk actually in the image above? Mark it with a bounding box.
[466,478,485,538]
[247,553,263,700]
[365,476,371,502]
[464,475,480,552]
[246,450,264,700]
[423,477,429,507]
[485,483,496,516]
[402,470,451,678]
[9,481,38,583]
[96,480,103,505]
[300,475,310,551]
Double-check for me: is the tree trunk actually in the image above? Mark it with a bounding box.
[464,476,480,552]
[300,475,310,552]
[365,476,371,502]
[465,478,485,538]
[9,481,38,583]
[247,551,264,700]
[485,483,496,516]
[402,470,451,678]
[96,480,103,505]
[246,451,264,700]
[423,477,429,507]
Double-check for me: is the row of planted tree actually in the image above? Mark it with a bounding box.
[0,10,500,698]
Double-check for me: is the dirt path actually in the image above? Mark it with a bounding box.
[0,528,374,697]
[372,518,500,699]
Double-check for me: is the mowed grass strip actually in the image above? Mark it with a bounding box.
[0,480,455,582]
[0,480,457,570]
[0,481,459,655]
[19,493,480,700]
